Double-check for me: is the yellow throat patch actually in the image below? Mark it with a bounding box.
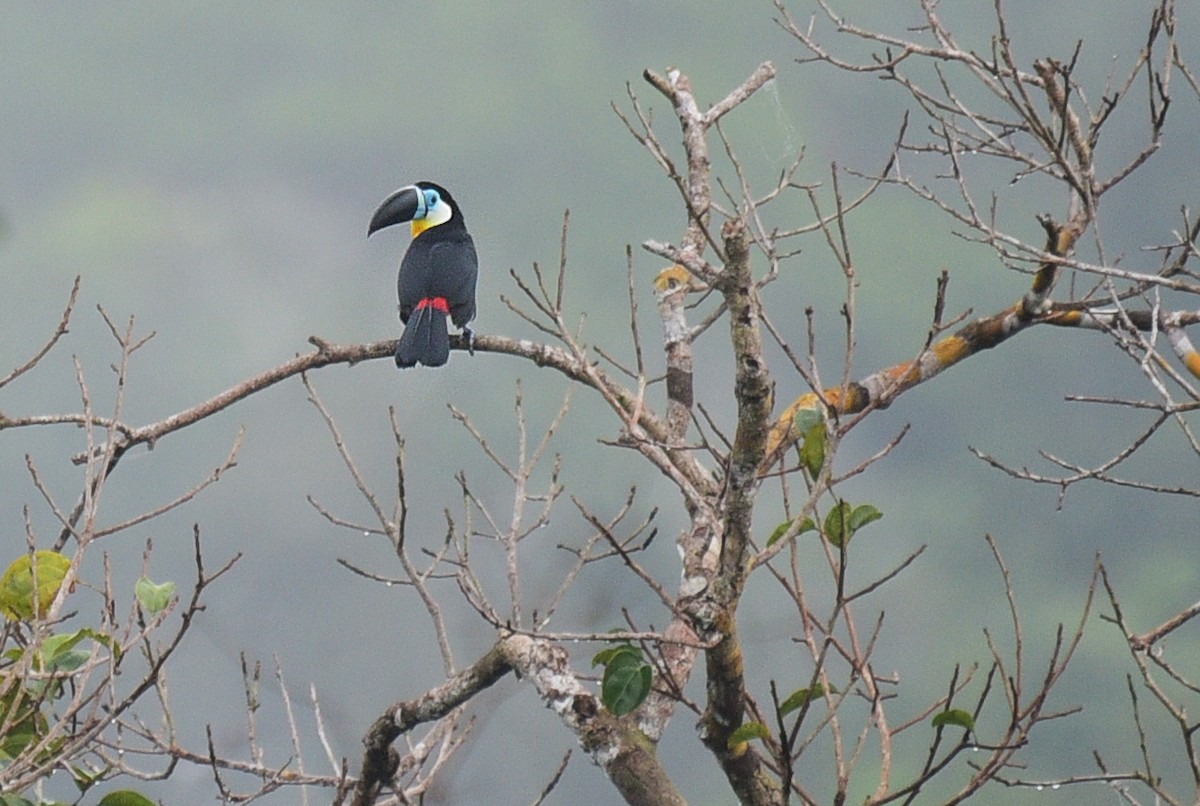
[410,197,452,237]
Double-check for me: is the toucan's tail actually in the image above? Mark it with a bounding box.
[396,298,450,368]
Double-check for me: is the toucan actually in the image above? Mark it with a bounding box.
[367,181,478,368]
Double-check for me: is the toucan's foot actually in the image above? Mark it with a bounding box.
[463,326,476,356]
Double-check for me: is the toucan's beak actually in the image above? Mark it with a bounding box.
[368,185,422,236]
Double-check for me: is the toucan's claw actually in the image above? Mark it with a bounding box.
[464,326,476,356]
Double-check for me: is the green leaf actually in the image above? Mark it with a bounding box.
[726,721,770,749]
[134,576,175,614]
[0,550,70,621]
[591,644,641,668]
[594,642,653,715]
[71,763,109,793]
[791,408,822,438]
[39,630,89,668]
[932,708,975,733]
[823,502,883,549]
[779,683,837,716]
[605,652,644,674]
[0,724,38,758]
[46,648,90,675]
[766,517,816,548]
[78,627,121,655]
[766,520,792,547]
[0,794,37,806]
[848,504,883,533]
[799,422,826,478]
[823,502,854,549]
[98,791,157,806]
[601,656,652,716]
[40,628,120,674]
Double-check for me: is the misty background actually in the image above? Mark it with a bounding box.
[2,3,1197,803]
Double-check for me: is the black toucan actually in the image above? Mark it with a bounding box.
[367,181,478,368]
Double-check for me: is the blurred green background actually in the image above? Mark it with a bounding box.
[2,2,1197,803]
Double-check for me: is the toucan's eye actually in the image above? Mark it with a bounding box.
[426,191,439,207]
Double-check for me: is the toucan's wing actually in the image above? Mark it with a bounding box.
[428,237,479,328]
[396,245,431,322]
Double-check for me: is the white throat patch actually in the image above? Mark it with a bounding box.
[424,198,452,228]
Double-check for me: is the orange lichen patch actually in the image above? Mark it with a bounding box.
[1183,350,1200,379]
[931,334,972,366]
[1029,222,1080,297]
[654,264,693,294]
[1043,309,1085,327]
[1054,224,1081,256]
[1031,264,1058,295]
[1165,327,1200,381]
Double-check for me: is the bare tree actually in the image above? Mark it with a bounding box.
[2,2,1198,804]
